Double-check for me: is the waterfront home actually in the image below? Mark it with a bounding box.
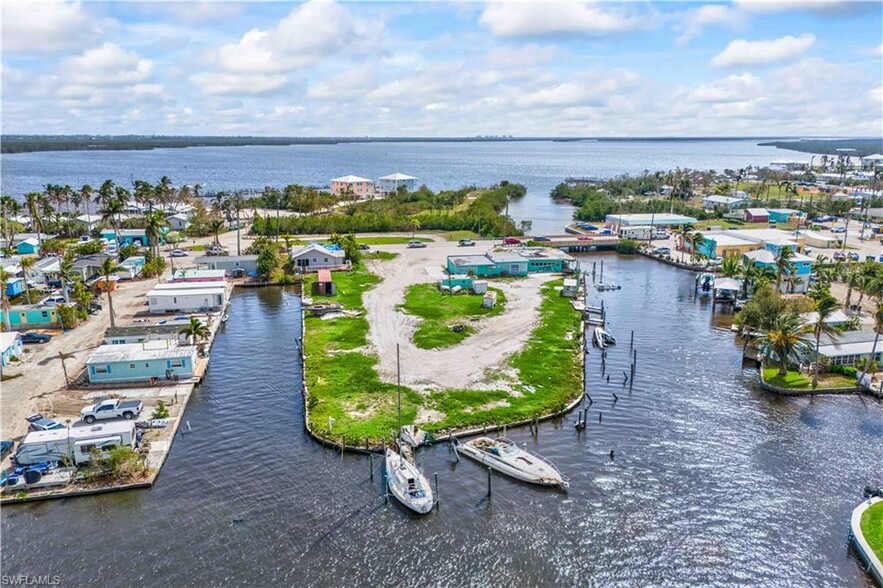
[74,214,102,232]
[0,331,23,366]
[446,248,575,277]
[800,309,851,329]
[5,277,24,298]
[27,256,61,287]
[115,256,145,280]
[16,238,40,255]
[166,213,191,232]
[0,304,59,328]
[377,173,417,194]
[803,330,881,367]
[703,228,807,254]
[194,255,258,277]
[771,160,809,171]
[105,323,189,346]
[743,248,814,293]
[744,208,769,223]
[698,234,757,259]
[171,269,226,283]
[702,195,748,212]
[147,282,227,314]
[85,341,197,384]
[330,175,375,198]
[605,213,697,228]
[290,243,348,271]
[71,254,114,281]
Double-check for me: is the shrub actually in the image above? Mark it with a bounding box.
[616,239,640,254]
[152,400,169,419]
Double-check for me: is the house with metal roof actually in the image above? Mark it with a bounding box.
[195,255,258,277]
[85,341,198,383]
[377,173,417,194]
[330,175,375,198]
[290,243,347,271]
[146,282,227,314]
[802,330,881,367]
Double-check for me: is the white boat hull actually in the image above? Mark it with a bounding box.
[457,437,568,489]
[385,450,434,514]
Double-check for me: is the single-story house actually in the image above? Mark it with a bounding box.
[195,255,258,277]
[16,238,40,255]
[861,154,883,170]
[804,330,881,366]
[71,254,114,282]
[85,341,198,384]
[702,195,747,211]
[798,230,840,249]
[115,256,146,280]
[171,269,226,283]
[767,209,801,224]
[290,243,348,271]
[744,208,769,223]
[5,277,24,298]
[0,304,59,328]
[447,248,574,277]
[27,257,61,287]
[605,213,697,228]
[99,228,158,247]
[312,269,337,296]
[698,234,757,259]
[146,282,227,314]
[104,324,189,346]
[743,248,814,293]
[330,175,375,198]
[0,331,23,366]
[377,173,417,194]
[74,214,103,232]
[800,309,851,329]
[166,213,191,231]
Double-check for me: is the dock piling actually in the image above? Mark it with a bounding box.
[630,330,634,349]
[186,420,191,433]
[487,467,493,498]
[434,473,439,508]
[600,260,604,282]
[370,454,374,481]
[599,412,602,423]
[612,392,618,403]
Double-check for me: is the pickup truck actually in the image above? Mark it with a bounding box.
[80,399,143,424]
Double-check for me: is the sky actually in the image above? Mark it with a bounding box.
[1,1,881,137]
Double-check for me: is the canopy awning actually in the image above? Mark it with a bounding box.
[714,277,743,292]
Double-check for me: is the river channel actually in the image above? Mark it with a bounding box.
[2,255,880,587]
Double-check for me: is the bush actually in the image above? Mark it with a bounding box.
[141,256,166,278]
[616,239,640,254]
[105,446,146,480]
[56,303,79,329]
[828,364,858,377]
[152,400,169,419]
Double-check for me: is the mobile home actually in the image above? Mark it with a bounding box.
[14,421,138,466]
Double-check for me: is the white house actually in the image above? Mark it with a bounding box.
[146,282,227,314]
[290,243,348,271]
[330,175,374,198]
[194,255,258,277]
[702,195,747,211]
[74,214,103,232]
[27,257,61,287]
[861,154,883,170]
[166,213,191,231]
[377,173,417,194]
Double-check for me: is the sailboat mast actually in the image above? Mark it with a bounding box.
[396,343,401,429]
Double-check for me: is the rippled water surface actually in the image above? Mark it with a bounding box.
[2,257,880,587]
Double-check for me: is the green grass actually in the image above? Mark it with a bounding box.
[357,236,431,245]
[363,251,398,261]
[861,501,883,561]
[399,283,506,349]
[437,230,481,242]
[695,220,770,230]
[762,367,855,389]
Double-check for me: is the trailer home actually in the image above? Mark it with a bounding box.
[14,421,138,466]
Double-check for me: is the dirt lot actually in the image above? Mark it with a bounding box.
[363,240,554,391]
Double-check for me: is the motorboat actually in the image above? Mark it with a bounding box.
[595,283,621,291]
[301,296,314,307]
[696,272,715,296]
[399,425,428,448]
[594,327,616,346]
[456,437,568,489]
[385,448,434,514]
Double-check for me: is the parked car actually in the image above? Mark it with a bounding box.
[533,236,550,242]
[831,227,847,234]
[41,295,66,305]
[848,251,860,261]
[358,243,370,250]
[833,251,847,261]
[205,246,226,256]
[80,399,144,424]
[707,257,724,267]
[458,239,476,247]
[20,332,52,344]
[406,240,427,249]
[652,246,671,256]
[26,416,65,432]
[170,249,188,257]
[503,237,521,245]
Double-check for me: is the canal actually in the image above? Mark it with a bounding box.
[2,256,881,586]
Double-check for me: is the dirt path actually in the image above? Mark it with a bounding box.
[362,241,553,391]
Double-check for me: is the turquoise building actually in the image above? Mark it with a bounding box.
[16,238,40,255]
[100,228,165,247]
[767,209,802,224]
[85,342,197,384]
[1,305,59,327]
[5,277,24,298]
[446,248,574,277]
[0,332,23,366]
[743,243,814,293]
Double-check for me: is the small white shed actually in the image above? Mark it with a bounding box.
[482,291,497,308]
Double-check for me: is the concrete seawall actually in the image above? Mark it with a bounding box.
[850,497,883,587]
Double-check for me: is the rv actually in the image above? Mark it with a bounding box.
[14,421,138,466]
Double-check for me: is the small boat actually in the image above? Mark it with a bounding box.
[457,437,568,489]
[399,425,428,448]
[696,272,715,296]
[593,327,606,349]
[301,296,314,307]
[220,313,229,323]
[596,283,621,291]
[385,448,434,514]
[595,326,616,346]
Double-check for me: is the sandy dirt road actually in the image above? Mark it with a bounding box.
[363,240,554,391]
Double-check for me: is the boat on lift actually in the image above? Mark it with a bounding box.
[385,448,434,514]
[696,272,715,296]
[456,436,568,489]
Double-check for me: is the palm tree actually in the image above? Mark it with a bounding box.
[208,219,225,247]
[759,313,811,377]
[59,252,75,303]
[844,267,863,309]
[859,301,883,385]
[810,293,841,388]
[79,184,93,220]
[179,317,209,345]
[689,231,705,264]
[144,211,169,258]
[99,257,123,328]
[57,350,75,388]
[99,198,125,247]
[678,225,692,262]
[721,256,741,278]
[94,179,115,211]
[407,218,421,238]
[20,257,36,303]
[774,247,795,292]
[0,268,11,331]
[24,192,45,251]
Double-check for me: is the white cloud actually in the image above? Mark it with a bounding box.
[189,72,288,96]
[62,43,153,86]
[479,1,646,37]
[515,70,640,108]
[676,5,745,44]
[689,73,763,103]
[308,64,375,100]
[1,1,99,53]
[733,0,866,15]
[711,34,816,68]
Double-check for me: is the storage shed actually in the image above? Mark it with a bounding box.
[482,291,497,308]
[312,269,337,296]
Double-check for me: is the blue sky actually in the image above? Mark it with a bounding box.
[2,1,881,136]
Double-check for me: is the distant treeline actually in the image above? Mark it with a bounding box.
[251,183,525,237]
[759,138,883,157]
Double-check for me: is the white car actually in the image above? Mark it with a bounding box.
[41,295,67,305]
[831,227,847,234]
[170,249,188,257]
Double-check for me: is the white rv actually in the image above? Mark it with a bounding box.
[14,421,138,466]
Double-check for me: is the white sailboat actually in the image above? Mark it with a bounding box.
[399,424,427,448]
[385,448,434,514]
[456,437,568,489]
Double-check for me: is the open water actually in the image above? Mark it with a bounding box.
[2,256,879,587]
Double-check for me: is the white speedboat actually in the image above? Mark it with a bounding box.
[696,272,714,296]
[385,449,434,514]
[594,326,616,346]
[456,437,568,489]
[399,425,427,448]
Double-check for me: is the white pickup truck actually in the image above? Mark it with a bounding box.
[80,399,143,424]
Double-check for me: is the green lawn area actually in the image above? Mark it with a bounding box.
[303,268,583,443]
[762,367,855,389]
[695,220,770,230]
[357,236,430,245]
[399,283,506,349]
[861,501,883,561]
[436,230,481,242]
[363,251,398,261]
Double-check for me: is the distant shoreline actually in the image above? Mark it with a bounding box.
[0,134,830,154]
